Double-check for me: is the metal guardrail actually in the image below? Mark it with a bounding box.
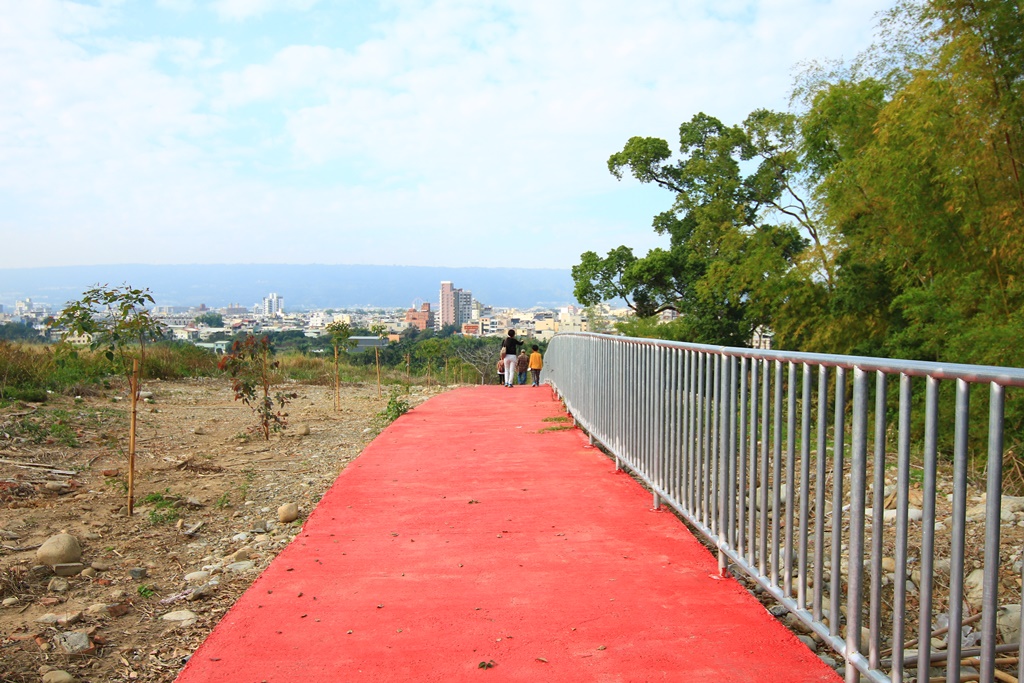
[543,332,1024,683]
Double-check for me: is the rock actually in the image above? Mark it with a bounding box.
[797,634,817,652]
[225,560,255,573]
[1003,496,1024,513]
[54,631,93,655]
[252,520,267,533]
[139,391,154,400]
[184,571,210,584]
[296,424,310,436]
[2,597,19,607]
[80,567,97,579]
[186,496,202,507]
[231,532,250,543]
[86,603,108,614]
[36,613,60,624]
[881,557,896,573]
[933,558,951,575]
[53,563,85,577]
[965,568,986,606]
[161,609,198,626]
[278,503,299,523]
[997,604,1021,644]
[229,547,252,562]
[907,508,923,522]
[90,560,112,572]
[188,583,216,601]
[193,426,205,435]
[56,611,82,626]
[42,671,77,683]
[37,534,82,567]
[47,577,70,593]
[128,567,147,580]
[45,482,67,492]
[29,565,53,581]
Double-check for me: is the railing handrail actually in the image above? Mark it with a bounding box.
[559,332,1024,387]
[543,332,1024,683]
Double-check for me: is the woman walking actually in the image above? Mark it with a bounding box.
[501,329,523,387]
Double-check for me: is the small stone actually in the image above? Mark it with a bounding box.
[230,547,252,562]
[47,577,70,593]
[45,482,67,492]
[797,634,817,652]
[161,609,198,626]
[278,503,299,523]
[128,567,147,580]
[225,560,255,573]
[90,560,112,572]
[907,508,923,522]
[42,671,77,683]
[54,631,93,655]
[56,611,82,626]
[192,426,205,435]
[36,613,60,624]
[184,571,210,584]
[186,496,202,507]
[37,534,82,567]
[53,563,85,577]
[80,567,97,579]
[106,603,130,617]
[188,584,215,601]
[2,597,19,607]
[997,604,1021,644]
[86,603,108,614]
[880,557,896,573]
[296,424,310,436]
[231,532,250,543]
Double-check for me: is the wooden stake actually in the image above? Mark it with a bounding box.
[128,358,138,517]
[334,345,340,412]
[375,347,382,398]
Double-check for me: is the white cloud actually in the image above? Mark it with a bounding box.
[212,0,323,21]
[0,0,894,270]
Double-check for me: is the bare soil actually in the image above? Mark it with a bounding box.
[0,378,441,683]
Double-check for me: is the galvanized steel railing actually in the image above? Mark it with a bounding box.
[543,332,1024,683]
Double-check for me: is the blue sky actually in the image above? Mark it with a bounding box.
[0,0,893,270]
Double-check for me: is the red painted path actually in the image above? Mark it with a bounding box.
[176,386,839,682]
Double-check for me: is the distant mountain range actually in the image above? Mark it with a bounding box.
[0,264,579,311]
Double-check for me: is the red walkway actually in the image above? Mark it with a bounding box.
[176,386,839,682]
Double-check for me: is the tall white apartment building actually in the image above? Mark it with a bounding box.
[261,293,284,318]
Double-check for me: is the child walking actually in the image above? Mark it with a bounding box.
[528,345,543,386]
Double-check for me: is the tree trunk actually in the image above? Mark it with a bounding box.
[334,346,340,412]
[375,347,381,398]
[127,359,138,517]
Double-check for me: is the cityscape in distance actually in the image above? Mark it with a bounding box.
[0,264,625,345]
[0,264,578,311]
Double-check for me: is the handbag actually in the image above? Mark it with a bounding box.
[500,348,507,359]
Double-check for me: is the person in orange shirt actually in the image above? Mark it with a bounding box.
[528,345,543,387]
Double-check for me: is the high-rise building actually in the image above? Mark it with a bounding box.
[437,281,472,331]
[405,303,434,331]
[261,293,284,317]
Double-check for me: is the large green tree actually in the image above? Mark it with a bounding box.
[574,111,810,346]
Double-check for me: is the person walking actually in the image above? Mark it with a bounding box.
[516,349,529,385]
[501,329,523,387]
[528,345,543,386]
[496,357,505,386]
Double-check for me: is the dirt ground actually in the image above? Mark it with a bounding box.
[3,378,1023,682]
[0,377,442,683]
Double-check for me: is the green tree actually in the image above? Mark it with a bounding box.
[218,335,294,440]
[575,112,809,345]
[193,312,224,327]
[325,321,355,411]
[50,284,166,516]
[369,323,388,398]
